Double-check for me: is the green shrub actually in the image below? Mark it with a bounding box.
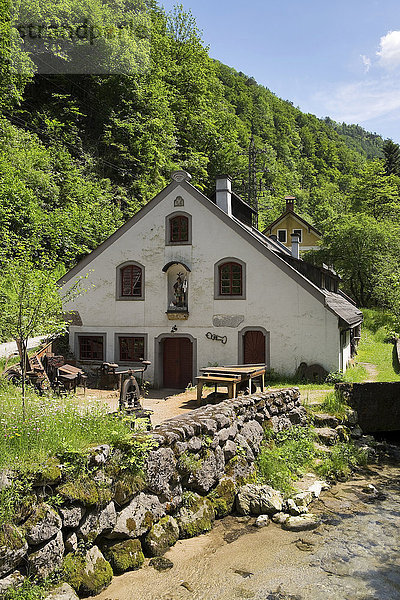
[256,426,316,496]
[316,442,368,479]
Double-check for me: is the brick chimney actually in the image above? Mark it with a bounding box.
[285,196,295,212]
[215,175,232,217]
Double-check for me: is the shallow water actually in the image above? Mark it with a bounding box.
[92,460,400,600]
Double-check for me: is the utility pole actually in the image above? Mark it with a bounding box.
[238,127,270,229]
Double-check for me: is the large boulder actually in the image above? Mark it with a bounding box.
[236,484,283,516]
[77,502,116,542]
[143,516,180,556]
[175,493,215,539]
[27,531,64,578]
[45,583,79,600]
[0,525,28,577]
[63,546,113,596]
[103,539,144,574]
[108,493,165,539]
[23,503,62,545]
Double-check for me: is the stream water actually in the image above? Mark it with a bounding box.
[92,449,400,600]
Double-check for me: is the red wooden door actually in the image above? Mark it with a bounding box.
[163,337,193,388]
[243,330,266,364]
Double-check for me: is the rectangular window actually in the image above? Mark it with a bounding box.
[219,262,242,296]
[277,229,287,243]
[121,265,142,297]
[170,215,189,242]
[119,336,145,362]
[79,336,104,361]
[293,229,302,242]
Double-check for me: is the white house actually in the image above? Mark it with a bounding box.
[60,171,362,387]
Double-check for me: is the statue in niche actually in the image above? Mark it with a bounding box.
[173,272,187,309]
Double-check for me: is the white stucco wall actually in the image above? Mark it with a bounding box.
[62,182,341,385]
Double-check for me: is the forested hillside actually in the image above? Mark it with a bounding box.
[2,0,400,334]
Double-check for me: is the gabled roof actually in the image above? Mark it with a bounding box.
[324,291,363,327]
[59,177,360,327]
[263,208,322,237]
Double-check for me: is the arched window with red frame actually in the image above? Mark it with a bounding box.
[219,262,242,296]
[170,215,189,243]
[120,264,142,297]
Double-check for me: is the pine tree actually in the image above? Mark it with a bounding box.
[382,139,400,176]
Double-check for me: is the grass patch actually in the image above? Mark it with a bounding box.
[0,380,132,473]
[318,390,349,418]
[315,442,368,480]
[256,426,316,496]
[345,313,400,382]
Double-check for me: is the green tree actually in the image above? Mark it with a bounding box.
[350,160,399,220]
[382,139,400,176]
[318,215,400,306]
[0,251,83,414]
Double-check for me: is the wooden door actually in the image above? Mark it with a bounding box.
[163,337,193,388]
[243,330,266,365]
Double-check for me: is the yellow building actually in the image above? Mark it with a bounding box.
[263,197,321,251]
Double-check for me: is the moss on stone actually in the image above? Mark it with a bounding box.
[143,516,179,557]
[103,539,144,574]
[143,511,154,530]
[113,472,146,506]
[0,524,26,551]
[63,550,113,595]
[208,478,236,518]
[57,476,111,507]
[177,495,215,539]
[126,518,137,533]
[32,458,62,486]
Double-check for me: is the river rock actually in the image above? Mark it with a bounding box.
[27,531,64,578]
[0,570,24,594]
[63,546,112,596]
[282,514,321,532]
[103,539,144,574]
[255,515,270,528]
[236,484,283,516]
[145,447,178,498]
[59,505,86,529]
[23,503,62,545]
[77,502,116,542]
[175,494,215,538]
[45,583,79,600]
[271,512,290,525]
[143,516,180,556]
[294,491,313,508]
[108,493,166,539]
[285,498,303,516]
[0,525,28,577]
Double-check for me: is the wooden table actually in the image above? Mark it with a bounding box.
[196,364,267,404]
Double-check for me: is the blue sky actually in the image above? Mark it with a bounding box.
[161,0,400,142]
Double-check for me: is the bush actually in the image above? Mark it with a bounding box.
[256,426,316,496]
[319,390,349,418]
[325,371,344,384]
[316,442,368,479]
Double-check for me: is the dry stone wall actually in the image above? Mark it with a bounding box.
[0,388,306,598]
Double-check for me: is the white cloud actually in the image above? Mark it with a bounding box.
[360,54,371,73]
[377,30,400,69]
[314,78,400,124]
